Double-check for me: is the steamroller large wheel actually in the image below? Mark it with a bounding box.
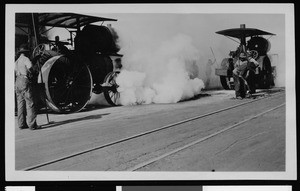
[220,76,234,90]
[41,55,92,113]
[259,56,273,89]
[103,71,121,106]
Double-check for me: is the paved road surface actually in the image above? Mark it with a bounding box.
[14,88,285,171]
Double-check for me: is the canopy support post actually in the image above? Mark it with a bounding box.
[31,13,50,125]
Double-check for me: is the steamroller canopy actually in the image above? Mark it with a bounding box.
[216,27,275,39]
[16,13,117,29]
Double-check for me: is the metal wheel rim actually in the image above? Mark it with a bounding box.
[46,56,92,113]
[104,71,121,106]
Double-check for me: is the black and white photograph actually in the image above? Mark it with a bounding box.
[5,4,296,181]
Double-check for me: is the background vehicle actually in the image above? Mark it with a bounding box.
[215,24,276,90]
[15,13,122,113]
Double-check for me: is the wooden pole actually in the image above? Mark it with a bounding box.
[31,13,50,124]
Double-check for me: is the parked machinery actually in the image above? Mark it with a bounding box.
[215,24,276,90]
[16,13,122,113]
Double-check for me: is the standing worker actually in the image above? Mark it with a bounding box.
[232,52,259,99]
[15,44,40,130]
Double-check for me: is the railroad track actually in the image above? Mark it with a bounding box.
[22,90,285,171]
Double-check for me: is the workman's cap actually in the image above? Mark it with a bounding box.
[110,53,123,57]
[18,44,30,53]
[239,53,247,58]
[18,47,30,53]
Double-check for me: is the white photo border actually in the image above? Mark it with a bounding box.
[5,3,296,181]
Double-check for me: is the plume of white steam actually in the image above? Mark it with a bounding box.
[116,34,205,105]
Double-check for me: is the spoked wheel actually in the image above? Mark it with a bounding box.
[249,50,259,60]
[43,56,92,113]
[103,71,121,106]
[32,44,46,58]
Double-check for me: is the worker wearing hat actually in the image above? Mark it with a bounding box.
[233,52,259,99]
[15,44,40,130]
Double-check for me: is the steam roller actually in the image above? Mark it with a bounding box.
[36,24,121,113]
[215,24,276,90]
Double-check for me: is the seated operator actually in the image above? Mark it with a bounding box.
[54,36,69,55]
[32,36,69,67]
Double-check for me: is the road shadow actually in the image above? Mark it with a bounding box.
[181,93,211,102]
[77,105,112,113]
[260,87,285,94]
[37,104,112,115]
[230,87,285,100]
[38,113,110,130]
[15,105,112,117]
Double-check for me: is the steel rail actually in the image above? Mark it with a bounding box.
[127,103,285,171]
[22,91,285,171]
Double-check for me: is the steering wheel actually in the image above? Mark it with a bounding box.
[249,50,259,60]
[32,44,46,58]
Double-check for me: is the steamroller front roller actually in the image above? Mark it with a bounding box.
[39,55,92,113]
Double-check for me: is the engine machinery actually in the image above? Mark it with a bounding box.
[16,13,122,114]
[215,24,276,90]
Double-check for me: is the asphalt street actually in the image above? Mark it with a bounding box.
[14,88,286,171]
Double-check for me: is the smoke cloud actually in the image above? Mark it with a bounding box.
[116,34,205,105]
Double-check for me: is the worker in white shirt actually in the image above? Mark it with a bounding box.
[233,52,259,99]
[15,44,40,130]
